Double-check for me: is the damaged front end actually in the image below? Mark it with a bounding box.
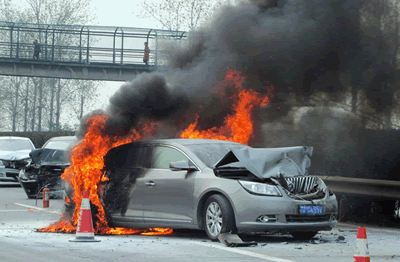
[214,146,338,235]
[0,151,31,182]
[213,146,328,200]
[19,148,69,199]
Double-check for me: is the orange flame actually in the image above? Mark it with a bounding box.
[39,115,172,236]
[39,69,269,236]
[181,69,269,145]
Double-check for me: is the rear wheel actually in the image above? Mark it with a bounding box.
[203,194,236,241]
[290,231,318,240]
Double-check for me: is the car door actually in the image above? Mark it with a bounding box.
[141,145,198,226]
[110,146,149,225]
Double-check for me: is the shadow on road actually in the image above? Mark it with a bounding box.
[163,229,317,244]
[0,182,21,188]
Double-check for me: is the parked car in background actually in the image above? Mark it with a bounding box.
[19,136,78,198]
[0,136,35,182]
[98,139,338,241]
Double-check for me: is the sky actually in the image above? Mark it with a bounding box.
[88,0,165,111]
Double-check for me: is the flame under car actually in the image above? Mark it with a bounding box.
[101,139,338,241]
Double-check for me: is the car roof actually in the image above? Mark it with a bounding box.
[131,138,244,146]
[46,136,77,141]
[0,136,33,140]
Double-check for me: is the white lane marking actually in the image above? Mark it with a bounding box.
[193,242,296,262]
[13,203,61,214]
[0,210,37,212]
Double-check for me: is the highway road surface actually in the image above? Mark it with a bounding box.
[0,182,399,262]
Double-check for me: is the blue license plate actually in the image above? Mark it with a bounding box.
[299,205,324,215]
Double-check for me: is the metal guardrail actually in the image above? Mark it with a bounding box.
[318,176,400,199]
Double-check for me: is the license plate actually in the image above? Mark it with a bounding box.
[299,205,324,215]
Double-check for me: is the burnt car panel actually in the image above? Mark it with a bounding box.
[100,139,338,240]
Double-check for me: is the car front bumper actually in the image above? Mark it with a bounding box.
[19,179,39,198]
[230,187,338,233]
[0,167,20,182]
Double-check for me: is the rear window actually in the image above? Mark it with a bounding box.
[185,143,249,168]
[43,139,77,150]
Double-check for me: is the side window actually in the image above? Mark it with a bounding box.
[124,146,146,168]
[150,146,189,169]
[104,146,142,169]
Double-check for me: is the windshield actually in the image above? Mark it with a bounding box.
[43,139,77,150]
[185,143,249,168]
[0,139,34,151]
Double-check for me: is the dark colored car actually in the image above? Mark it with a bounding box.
[19,136,78,199]
[99,139,338,241]
[0,136,35,182]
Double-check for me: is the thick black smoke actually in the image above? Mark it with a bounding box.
[77,0,398,138]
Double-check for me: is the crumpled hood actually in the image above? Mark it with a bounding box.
[214,146,313,180]
[0,150,32,161]
[30,148,70,166]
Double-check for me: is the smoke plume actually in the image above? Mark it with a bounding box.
[77,0,398,139]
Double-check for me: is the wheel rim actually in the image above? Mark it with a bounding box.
[206,202,222,238]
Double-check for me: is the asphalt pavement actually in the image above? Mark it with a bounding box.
[0,182,399,262]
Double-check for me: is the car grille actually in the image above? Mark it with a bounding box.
[285,176,318,194]
[286,214,331,223]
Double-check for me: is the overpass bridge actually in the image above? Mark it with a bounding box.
[0,21,186,81]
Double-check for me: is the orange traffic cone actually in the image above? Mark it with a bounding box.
[353,226,370,262]
[69,190,100,242]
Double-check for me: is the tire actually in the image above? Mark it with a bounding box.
[290,231,318,240]
[203,194,236,241]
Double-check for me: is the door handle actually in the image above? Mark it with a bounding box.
[145,181,156,187]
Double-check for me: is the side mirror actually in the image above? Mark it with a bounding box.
[170,160,198,171]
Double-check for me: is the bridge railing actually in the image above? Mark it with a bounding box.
[0,21,187,66]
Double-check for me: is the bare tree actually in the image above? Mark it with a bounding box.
[0,0,96,132]
[139,0,218,31]
[69,80,100,120]
[356,0,400,129]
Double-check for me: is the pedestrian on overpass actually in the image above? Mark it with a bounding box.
[143,42,150,65]
[33,39,41,59]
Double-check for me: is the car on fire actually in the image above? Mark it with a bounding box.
[19,136,78,199]
[100,139,338,241]
[0,136,36,182]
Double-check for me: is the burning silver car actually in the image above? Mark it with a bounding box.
[0,136,35,182]
[101,139,338,241]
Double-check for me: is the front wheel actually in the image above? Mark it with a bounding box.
[290,231,318,240]
[203,194,236,241]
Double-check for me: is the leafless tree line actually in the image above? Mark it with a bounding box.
[0,0,100,132]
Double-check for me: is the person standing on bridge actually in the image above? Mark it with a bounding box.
[33,39,41,59]
[143,42,150,65]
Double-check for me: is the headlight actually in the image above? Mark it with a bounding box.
[238,180,282,196]
[0,160,3,166]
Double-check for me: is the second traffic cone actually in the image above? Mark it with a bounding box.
[69,190,100,242]
[353,226,370,262]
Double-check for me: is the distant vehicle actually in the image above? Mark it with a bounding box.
[0,136,35,182]
[97,139,338,241]
[19,136,78,199]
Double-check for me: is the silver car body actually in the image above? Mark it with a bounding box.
[0,136,35,182]
[103,139,338,235]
